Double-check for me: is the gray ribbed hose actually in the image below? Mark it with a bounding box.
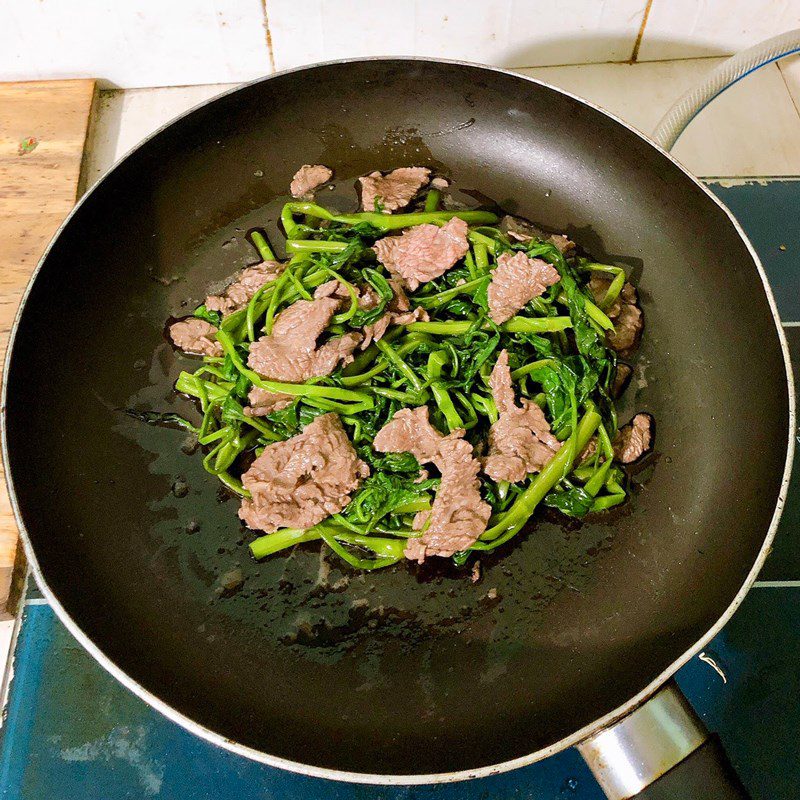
[652,29,800,152]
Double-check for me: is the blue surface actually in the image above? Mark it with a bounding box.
[758,323,800,580]
[708,179,800,321]
[2,590,799,800]
[1,179,799,799]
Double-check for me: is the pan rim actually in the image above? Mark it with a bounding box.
[1,55,795,785]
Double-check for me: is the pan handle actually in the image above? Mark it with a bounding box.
[577,681,750,799]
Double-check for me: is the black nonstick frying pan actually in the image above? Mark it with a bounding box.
[2,59,793,799]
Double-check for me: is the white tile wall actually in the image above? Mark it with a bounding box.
[0,0,271,88]
[3,0,800,87]
[639,0,800,61]
[778,52,800,107]
[267,0,648,71]
[522,57,800,175]
[85,84,237,185]
[80,58,800,191]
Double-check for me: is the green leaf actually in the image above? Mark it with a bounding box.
[343,472,437,529]
[193,304,221,327]
[264,402,300,437]
[124,409,199,434]
[543,484,594,517]
[349,268,394,328]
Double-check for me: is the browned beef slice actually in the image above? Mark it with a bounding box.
[373,406,444,464]
[169,318,222,357]
[205,262,284,317]
[372,217,469,290]
[290,164,333,198]
[313,279,350,301]
[405,435,491,563]
[482,350,562,483]
[487,250,561,324]
[361,279,429,349]
[313,279,380,310]
[374,406,490,561]
[580,411,653,467]
[359,315,392,350]
[239,413,368,532]
[359,166,430,212]
[499,214,544,242]
[243,387,294,417]
[613,413,653,463]
[612,363,633,398]
[588,273,643,356]
[608,302,643,355]
[547,234,575,254]
[499,215,575,252]
[247,296,361,382]
[312,278,426,350]
[579,438,598,462]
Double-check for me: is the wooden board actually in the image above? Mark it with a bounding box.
[0,79,97,616]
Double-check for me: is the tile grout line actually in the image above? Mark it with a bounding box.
[259,0,277,74]
[777,60,800,123]
[513,54,727,72]
[630,0,655,64]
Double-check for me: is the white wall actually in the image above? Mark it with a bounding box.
[2,0,800,88]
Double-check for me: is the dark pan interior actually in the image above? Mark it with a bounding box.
[4,60,789,775]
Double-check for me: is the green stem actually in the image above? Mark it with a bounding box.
[216,330,373,406]
[584,297,615,331]
[320,531,402,570]
[375,338,424,391]
[246,282,272,342]
[557,290,614,332]
[406,316,571,335]
[263,267,292,335]
[286,268,312,300]
[464,250,478,280]
[175,372,232,404]
[431,382,464,431]
[414,276,489,309]
[503,316,572,334]
[218,471,250,498]
[424,188,440,212]
[241,415,282,440]
[340,359,389,387]
[371,387,430,404]
[477,408,601,545]
[286,239,349,253]
[590,493,626,512]
[584,263,626,311]
[250,230,275,261]
[468,230,500,253]
[473,241,490,271]
[302,396,374,415]
[427,349,448,379]
[322,268,359,324]
[510,358,556,379]
[250,528,322,559]
[471,392,498,424]
[393,499,431,514]
[584,458,613,496]
[281,202,498,232]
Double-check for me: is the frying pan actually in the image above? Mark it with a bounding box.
[2,59,793,799]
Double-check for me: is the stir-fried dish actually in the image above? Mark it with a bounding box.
[151,164,653,571]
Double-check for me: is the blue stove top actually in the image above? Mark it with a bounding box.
[2,179,799,800]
